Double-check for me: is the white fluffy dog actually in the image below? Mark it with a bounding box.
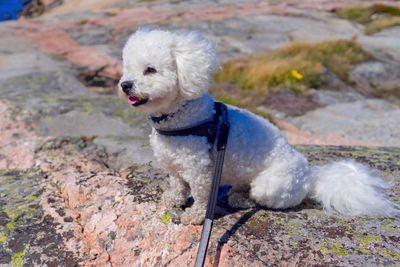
[119,29,399,224]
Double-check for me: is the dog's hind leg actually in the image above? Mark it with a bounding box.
[228,185,257,209]
[249,147,311,210]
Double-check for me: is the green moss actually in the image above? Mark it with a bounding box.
[336,219,353,229]
[287,230,300,235]
[378,249,400,260]
[27,195,37,201]
[0,171,43,243]
[0,235,7,242]
[11,244,29,267]
[320,241,349,255]
[292,241,310,249]
[288,222,303,229]
[356,233,382,245]
[358,245,372,255]
[381,224,396,231]
[5,209,19,220]
[253,212,267,223]
[6,222,18,230]
[359,245,400,260]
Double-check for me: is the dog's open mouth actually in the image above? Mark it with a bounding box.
[128,96,148,106]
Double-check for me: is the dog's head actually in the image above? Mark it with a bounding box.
[119,29,219,114]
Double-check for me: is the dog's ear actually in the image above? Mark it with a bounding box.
[174,32,219,99]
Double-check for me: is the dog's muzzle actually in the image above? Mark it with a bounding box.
[120,80,148,106]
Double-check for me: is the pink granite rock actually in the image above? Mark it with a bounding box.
[15,22,122,81]
[42,167,207,266]
[0,100,36,169]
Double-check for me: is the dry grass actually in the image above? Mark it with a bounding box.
[365,16,400,34]
[211,40,369,118]
[338,5,400,34]
[213,40,368,95]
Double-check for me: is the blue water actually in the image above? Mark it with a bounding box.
[0,0,31,21]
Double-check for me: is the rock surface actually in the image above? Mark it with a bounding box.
[1,99,399,265]
[1,0,400,266]
[289,99,400,147]
[350,61,400,103]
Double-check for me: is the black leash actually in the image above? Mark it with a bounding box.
[195,102,230,267]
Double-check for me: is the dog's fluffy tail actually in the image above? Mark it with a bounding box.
[309,160,399,217]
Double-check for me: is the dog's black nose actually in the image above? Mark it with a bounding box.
[120,80,134,95]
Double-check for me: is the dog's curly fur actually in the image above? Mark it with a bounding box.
[119,29,399,224]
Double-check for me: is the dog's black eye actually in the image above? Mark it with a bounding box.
[144,67,157,75]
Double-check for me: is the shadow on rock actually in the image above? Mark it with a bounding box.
[213,208,259,266]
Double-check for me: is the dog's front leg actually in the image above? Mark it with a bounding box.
[180,168,212,225]
[162,175,190,209]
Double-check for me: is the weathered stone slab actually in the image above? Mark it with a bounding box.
[350,61,400,102]
[290,99,400,147]
[358,26,400,64]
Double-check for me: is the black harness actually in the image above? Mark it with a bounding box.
[152,101,230,267]
[153,102,228,145]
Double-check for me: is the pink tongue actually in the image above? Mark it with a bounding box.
[128,96,140,105]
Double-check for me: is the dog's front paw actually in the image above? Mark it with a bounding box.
[180,206,205,225]
[161,191,186,209]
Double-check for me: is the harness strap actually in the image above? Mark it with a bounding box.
[154,102,225,145]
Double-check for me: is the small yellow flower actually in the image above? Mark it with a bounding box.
[290,69,303,80]
[250,68,256,73]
